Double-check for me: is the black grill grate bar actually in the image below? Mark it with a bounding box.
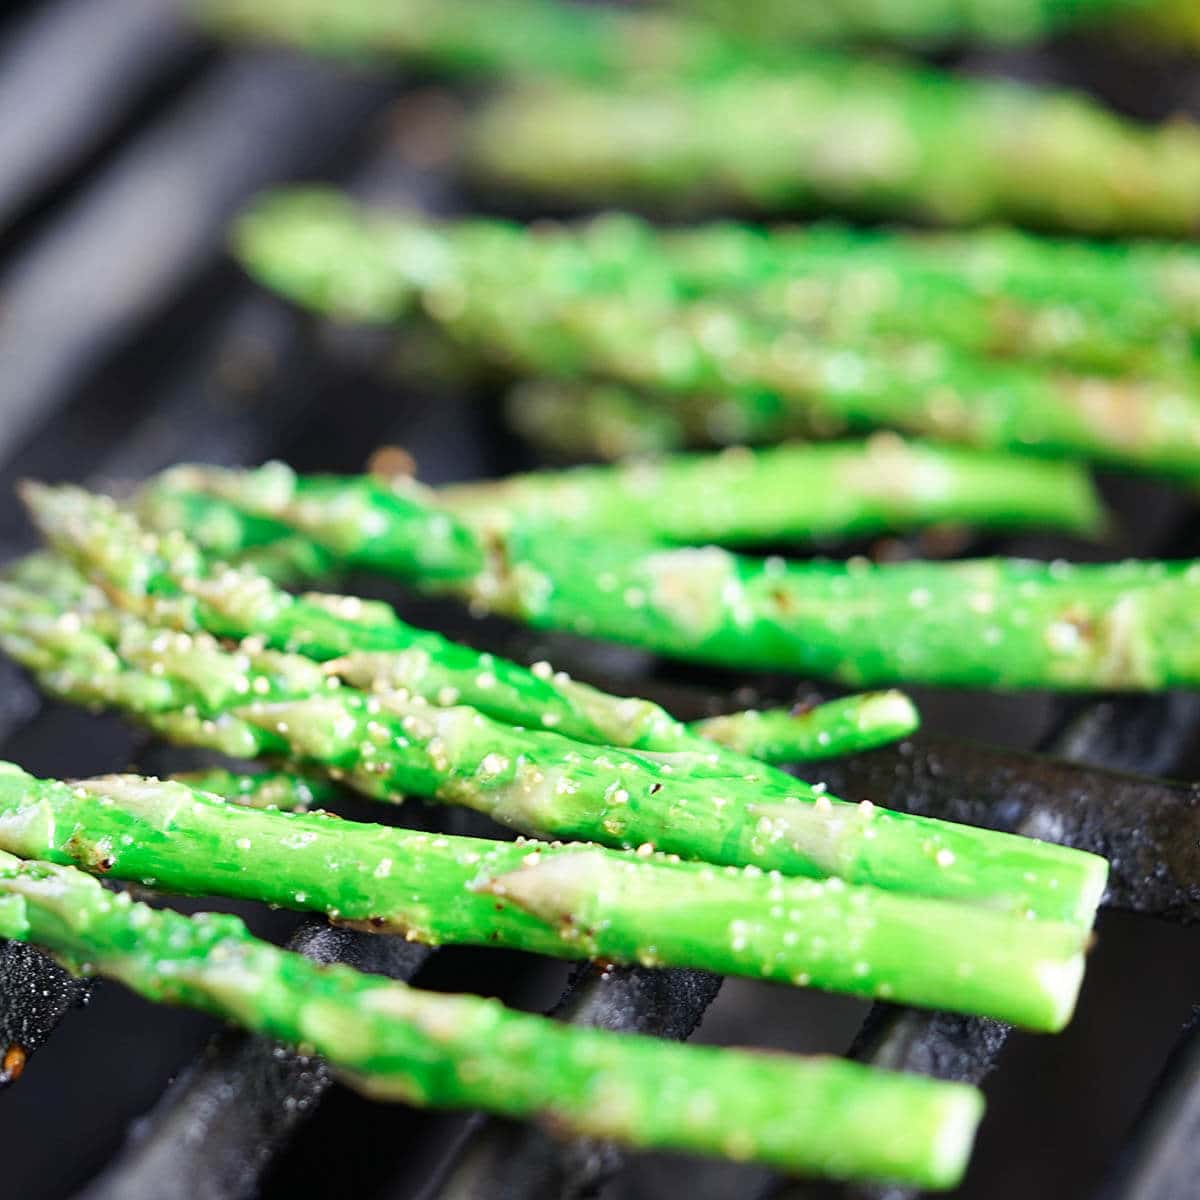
[1097,1005,1200,1200]
[0,0,202,238]
[425,965,724,1200]
[78,921,431,1200]
[796,721,1200,924]
[769,689,1200,1200]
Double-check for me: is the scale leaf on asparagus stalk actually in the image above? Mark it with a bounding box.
[0,763,1091,1029]
[0,842,984,1187]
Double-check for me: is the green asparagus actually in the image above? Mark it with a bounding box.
[439,436,1104,544]
[145,462,1200,693]
[170,766,338,810]
[666,0,1149,45]
[467,61,1200,235]
[693,693,923,764]
[234,192,1200,479]
[200,0,1144,58]
[505,378,690,460]
[239,192,1200,378]
[198,0,766,84]
[0,563,1109,926]
[0,844,984,1186]
[27,482,920,766]
[0,763,1090,1028]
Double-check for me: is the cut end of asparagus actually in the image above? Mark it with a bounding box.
[925,1086,987,1192]
[1036,950,1089,1036]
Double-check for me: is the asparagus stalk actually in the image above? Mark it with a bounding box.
[239,192,1200,379]
[439,436,1104,544]
[505,378,690,460]
[0,566,1109,926]
[146,462,1200,693]
[170,766,337,811]
[467,61,1200,236]
[198,0,764,84]
[665,0,1149,46]
[501,376,853,459]
[234,192,1200,480]
[694,693,922,764]
[27,482,919,767]
[0,845,984,1187]
[200,0,1143,58]
[0,763,1089,1028]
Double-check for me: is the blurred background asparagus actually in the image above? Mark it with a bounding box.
[233,190,1200,475]
[200,0,1200,234]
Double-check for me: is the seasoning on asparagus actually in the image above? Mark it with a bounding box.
[0,763,1090,1028]
[143,462,1200,694]
[0,561,1109,927]
[233,191,1200,480]
[26,481,921,766]
[0,843,985,1187]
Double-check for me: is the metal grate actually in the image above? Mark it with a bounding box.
[2,3,1200,1198]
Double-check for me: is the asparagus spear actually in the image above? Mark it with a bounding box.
[199,0,1143,57]
[439,436,1104,544]
[501,376,881,460]
[0,763,1089,1028]
[693,693,922,765]
[170,766,337,811]
[467,61,1200,236]
[145,462,1200,693]
[665,0,1149,46]
[27,482,919,767]
[198,0,764,84]
[239,192,1200,378]
[505,378,690,460]
[0,566,1109,926]
[0,845,984,1187]
[233,192,1200,480]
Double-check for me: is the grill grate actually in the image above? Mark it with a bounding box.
[2,4,1200,1198]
